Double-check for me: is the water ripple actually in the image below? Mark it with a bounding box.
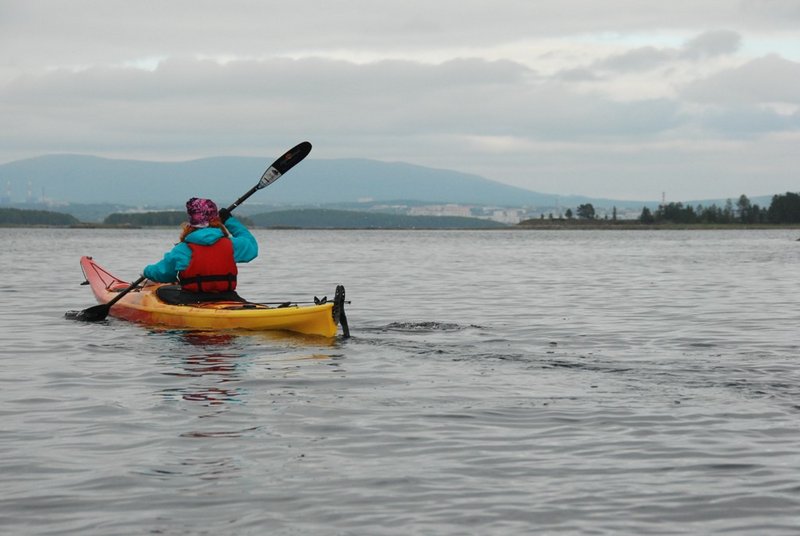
[2,229,800,535]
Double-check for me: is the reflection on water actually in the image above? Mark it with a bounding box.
[181,330,240,348]
[156,329,342,411]
[166,384,243,406]
[139,455,244,482]
[158,331,248,408]
[152,326,340,348]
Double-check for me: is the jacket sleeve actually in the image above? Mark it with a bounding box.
[226,216,259,263]
[143,242,193,282]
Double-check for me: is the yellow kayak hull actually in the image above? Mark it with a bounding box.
[79,256,343,337]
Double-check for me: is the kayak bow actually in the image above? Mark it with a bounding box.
[75,256,348,338]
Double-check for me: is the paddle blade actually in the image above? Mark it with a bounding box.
[65,304,110,322]
[273,141,312,174]
[66,275,143,323]
[257,141,312,190]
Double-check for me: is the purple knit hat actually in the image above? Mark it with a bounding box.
[186,197,219,228]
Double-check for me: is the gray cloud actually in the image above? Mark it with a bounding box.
[700,105,800,136]
[682,54,800,104]
[0,2,793,74]
[680,30,742,59]
[594,31,742,73]
[0,57,680,147]
[2,1,799,200]
[596,46,675,72]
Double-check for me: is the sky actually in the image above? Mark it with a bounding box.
[1,1,799,201]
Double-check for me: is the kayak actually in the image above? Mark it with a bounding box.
[77,256,348,337]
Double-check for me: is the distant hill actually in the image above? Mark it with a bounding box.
[0,154,647,209]
[1,154,777,223]
[248,209,508,229]
[99,208,504,229]
[0,207,80,226]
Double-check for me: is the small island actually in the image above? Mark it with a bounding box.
[519,193,800,229]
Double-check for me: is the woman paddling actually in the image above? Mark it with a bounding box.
[143,197,258,297]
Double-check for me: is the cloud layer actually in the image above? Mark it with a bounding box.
[2,1,799,200]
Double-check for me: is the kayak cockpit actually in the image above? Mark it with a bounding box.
[155,285,247,305]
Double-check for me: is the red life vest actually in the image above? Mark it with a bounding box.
[178,238,238,293]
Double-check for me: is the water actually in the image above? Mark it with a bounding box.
[1,228,799,535]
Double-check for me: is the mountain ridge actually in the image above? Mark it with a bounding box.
[0,153,773,211]
[1,153,648,209]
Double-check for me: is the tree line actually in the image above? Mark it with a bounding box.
[0,207,79,226]
[550,192,800,225]
[638,192,800,224]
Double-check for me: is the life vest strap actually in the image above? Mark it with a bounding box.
[179,273,237,293]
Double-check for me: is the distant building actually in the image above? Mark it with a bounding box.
[490,209,525,224]
[409,204,472,218]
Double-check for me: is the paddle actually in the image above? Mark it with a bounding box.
[224,141,312,215]
[66,141,313,322]
[65,276,147,321]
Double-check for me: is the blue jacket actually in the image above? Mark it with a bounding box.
[143,216,258,283]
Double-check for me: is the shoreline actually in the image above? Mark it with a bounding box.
[3,222,800,231]
[514,220,800,230]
